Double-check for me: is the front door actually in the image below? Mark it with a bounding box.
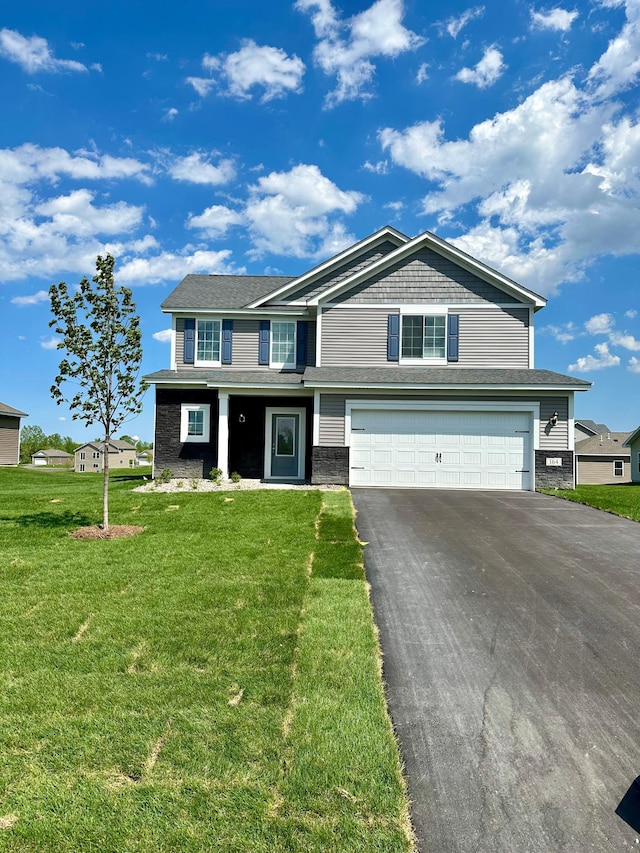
[265,408,306,479]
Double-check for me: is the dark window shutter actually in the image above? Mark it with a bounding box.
[296,321,308,368]
[259,320,270,365]
[221,319,233,364]
[447,314,459,362]
[387,314,400,361]
[184,318,195,364]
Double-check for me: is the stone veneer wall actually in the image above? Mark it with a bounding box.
[311,446,349,485]
[154,387,218,479]
[535,450,574,489]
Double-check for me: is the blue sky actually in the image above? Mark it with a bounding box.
[1,0,639,440]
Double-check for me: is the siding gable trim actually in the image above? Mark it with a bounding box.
[308,230,546,309]
[246,227,409,308]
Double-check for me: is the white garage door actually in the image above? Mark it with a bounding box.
[350,409,532,490]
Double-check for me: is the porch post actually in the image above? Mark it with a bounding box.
[217,392,229,479]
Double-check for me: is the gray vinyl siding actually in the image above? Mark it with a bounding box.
[175,317,316,369]
[0,416,20,465]
[320,306,529,369]
[318,393,571,450]
[272,240,399,304]
[332,248,520,305]
[577,457,630,484]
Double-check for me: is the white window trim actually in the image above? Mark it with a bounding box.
[613,459,624,477]
[399,310,448,365]
[264,407,306,480]
[180,403,211,443]
[194,319,222,367]
[269,320,297,370]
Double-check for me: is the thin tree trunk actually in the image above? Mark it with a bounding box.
[103,436,110,531]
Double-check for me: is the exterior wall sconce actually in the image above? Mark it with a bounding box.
[238,413,246,423]
[549,412,558,427]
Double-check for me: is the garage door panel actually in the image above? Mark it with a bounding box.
[350,409,532,490]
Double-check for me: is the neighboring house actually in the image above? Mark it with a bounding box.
[74,440,136,472]
[31,448,74,467]
[574,419,610,444]
[623,427,640,483]
[575,432,632,484]
[144,226,591,490]
[0,401,28,466]
[136,450,153,466]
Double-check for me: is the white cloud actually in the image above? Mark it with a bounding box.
[441,6,485,38]
[384,200,404,211]
[539,321,579,342]
[0,143,151,185]
[588,0,640,97]
[200,40,305,102]
[40,336,61,350]
[187,205,244,237]
[625,309,638,318]
[35,189,143,237]
[186,76,216,97]
[297,0,424,105]
[244,163,363,258]
[416,62,429,83]
[568,341,620,372]
[162,108,178,122]
[117,249,242,284]
[0,28,88,74]
[455,46,505,88]
[628,356,640,372]
[530,8,579,32]
[363,159,389,174]
[584,312,615,334]
[58,416,66,421]
[168,152,236,185]
[609,331,640,350]
[152,329,173,343]
[11,289,50,306]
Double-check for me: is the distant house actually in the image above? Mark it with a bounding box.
[575,429,632,484]
[574,419,610,444]
[0,401,28,466]
[136,449,153,466]
[74,439,136,473]
[31,448,74,467]
[623,427,640,484]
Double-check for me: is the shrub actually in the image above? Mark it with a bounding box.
[209,467,223,484]
[190,477,199,490]
[230,471,242,484]
[158,468,173,484]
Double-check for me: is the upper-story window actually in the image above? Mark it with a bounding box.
[270,321,296,369]
[196,319,221,365]
[401,315,447,361]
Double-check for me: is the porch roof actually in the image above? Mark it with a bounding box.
[144,369,305,386]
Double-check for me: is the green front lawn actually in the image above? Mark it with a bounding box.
[0,468,413,852]
[540,482,640,521]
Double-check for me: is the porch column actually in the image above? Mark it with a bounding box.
[217,392,229,479]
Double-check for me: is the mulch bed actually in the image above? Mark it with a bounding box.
[69,525,146,540]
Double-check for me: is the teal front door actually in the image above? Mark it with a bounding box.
[270,413,300,478]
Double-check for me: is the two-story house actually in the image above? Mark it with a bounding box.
[145,226,590,490]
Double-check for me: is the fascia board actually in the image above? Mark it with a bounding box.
[163,307,310,317]
[246,227,409,309]
[310,230,547,309]
[623,427,640,446]
[302,380,590,392]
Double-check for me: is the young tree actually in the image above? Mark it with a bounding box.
[49,254,146,530]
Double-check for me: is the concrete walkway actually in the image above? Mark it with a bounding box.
[352,489,640,852]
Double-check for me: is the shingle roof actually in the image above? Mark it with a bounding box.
[0,401,28,417]
[144,369,305,386]
[575,419,610,435]
[75,439,136,452]
[160,275,294,311]
[302,367,592,388]
[575,432,632,456]
[32,448,73,458]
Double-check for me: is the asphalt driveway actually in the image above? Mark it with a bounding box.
[352,489,640,853]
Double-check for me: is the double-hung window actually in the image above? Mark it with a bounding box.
[401,315,447,361]
[180,404,210,443]
[195,319,221,365]
[614,459,624,477]
[270,321,296,369]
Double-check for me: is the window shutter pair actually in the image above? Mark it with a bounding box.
[386,313,459,362]
[258,320,309,367]
[183,318,233,364]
